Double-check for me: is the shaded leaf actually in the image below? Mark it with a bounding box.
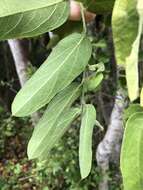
[0,1,69,39]
[121,112,143,190]
[12,33,92,116]
[79,104,96,179]
[84,73,103,92]
[77,0,115,14]
[28,83,81,159]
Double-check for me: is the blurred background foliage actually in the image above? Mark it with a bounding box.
[0,107,122,190]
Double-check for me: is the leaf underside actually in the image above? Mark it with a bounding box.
[12,33,92,117]
[0,1,69,40]
[28,83,81,160]
[0,0,63,17]
[79,104,96,179]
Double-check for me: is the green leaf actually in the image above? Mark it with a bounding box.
[28,83,81,160]
[79,104,96,179]
[140,88,143,107]
[112,0,142,101]
[84,73,103,92]
[112,0,138,66]
[121,112,143,190]
[123,103,143,122]
[41,108,80,161]
[77,0,115,13]
[0,1,69,39]
[0,0,63,17]
[125,1,143,101]
[12,33,92,117]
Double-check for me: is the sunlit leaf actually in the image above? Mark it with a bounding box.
[140,88,143,107]
[126,0,143,101]
[121,112,143,190]
[112,0,138,66]
[79,104,96,179]
[12,33,92,116]
[112,0,142,101]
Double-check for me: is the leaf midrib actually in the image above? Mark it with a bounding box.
[80,107,89,168]
[38,109,79,158]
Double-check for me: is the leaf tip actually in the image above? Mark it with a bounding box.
[80,170,90,180]
[140,88,143,107]
[11,98,19,117]
[27,143,35,160]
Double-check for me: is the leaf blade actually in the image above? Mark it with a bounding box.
[84,73,103,92]
[0,2,69,39]
[121,112,143,190]
[27,83,81,159]
[12,33,92,116]
[0,0,63,17]
[112,0,138,66]
[79,104,96,179]
[125,1,143,101]
[112,0,143,101]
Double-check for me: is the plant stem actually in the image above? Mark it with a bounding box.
[80,3,87,34]
[81,71,86,107]
[79,3,87,107]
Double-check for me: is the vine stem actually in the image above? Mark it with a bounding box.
[79,2,87,110]
[81,71,86,107]
[80,3,87,34]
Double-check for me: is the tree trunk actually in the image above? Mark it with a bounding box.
[8,39,40,125]
[96,89,126,190]
[8,39,29,87]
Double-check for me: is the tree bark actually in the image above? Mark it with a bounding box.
[8,39,29,87]
[8,39,40,125]
[96,89,126,190]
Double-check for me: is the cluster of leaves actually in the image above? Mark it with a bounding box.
[0,0,143,189]
[0,0,103,180]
